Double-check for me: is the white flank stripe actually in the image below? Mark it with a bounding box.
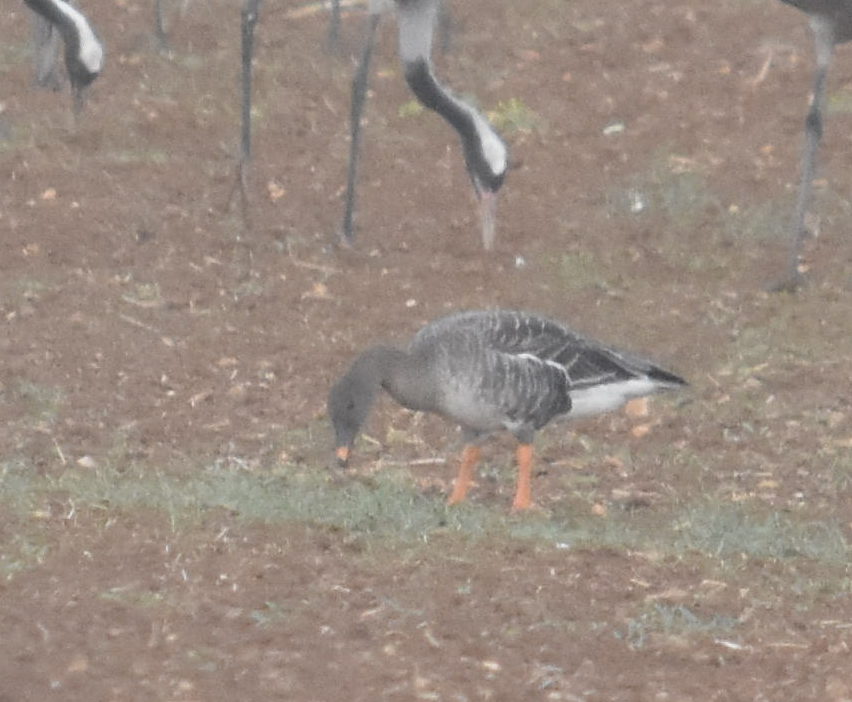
[567,378,663,419]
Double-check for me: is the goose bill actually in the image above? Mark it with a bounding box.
[335,445,350,467]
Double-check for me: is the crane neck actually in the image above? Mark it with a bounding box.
[23,0,104,78]
[403,58,507,193]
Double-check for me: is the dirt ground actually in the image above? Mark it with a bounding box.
[2,0,852,699]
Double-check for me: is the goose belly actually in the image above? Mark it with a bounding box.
[439,388,507,433]
[567,378,662,419]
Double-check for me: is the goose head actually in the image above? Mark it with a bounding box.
[327,357,382,467]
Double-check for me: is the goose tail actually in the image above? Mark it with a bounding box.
[647,366,688,389]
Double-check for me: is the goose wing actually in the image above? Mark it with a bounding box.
[487,350,572,432]
[411,310,684,431]
[412,311,574,434]
[427,336,572,435]
[412,309,579,358]
[413,310,674,386]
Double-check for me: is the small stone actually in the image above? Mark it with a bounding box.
[76,455,97,469]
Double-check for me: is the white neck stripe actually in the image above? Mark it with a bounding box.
[54,1,104,73]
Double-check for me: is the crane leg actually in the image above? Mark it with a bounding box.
[225,0,265,226]
[774,21,835,291]
[340,11,380,246]
[154,0,170,52]
[436,0,453,55]
[32,13,63,90]
[327,0,342,50]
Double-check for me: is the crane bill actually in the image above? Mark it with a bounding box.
[72,85,86,115]
[479,190,498,250]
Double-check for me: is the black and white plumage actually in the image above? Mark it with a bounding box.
[773,0,852,290]
[328,310,687,510]
[341,0,507,249]
[23,0,104,113]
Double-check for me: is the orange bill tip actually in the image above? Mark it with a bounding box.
[335,446,350,466]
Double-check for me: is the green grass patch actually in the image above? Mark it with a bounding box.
[0,460,499,540]
[13,380,65,425]
[724,294,848,368]
[122,280,165,307]
[672,501,850,562]
[250,601,291,628]
[609,155,719,226]
[107,149,171,166]
[552,249,623,294]
[723,201,787,240]
[509,496,851,568]
[0,531,51,580]
[100,586,167,608]
[1,461,849,570]
[398,99,425,119]
[0,460,41,515]
[620,603,738,649]
[827,87,852,116]
[488,98,538,135]
[12,276,50,301]
[608,152,729,272]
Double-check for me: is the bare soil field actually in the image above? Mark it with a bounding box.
[2,0,852,699]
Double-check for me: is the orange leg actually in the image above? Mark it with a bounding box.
[511,443,534,511]
[447,445,481,505]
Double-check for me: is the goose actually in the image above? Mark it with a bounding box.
[328,310,687,510]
